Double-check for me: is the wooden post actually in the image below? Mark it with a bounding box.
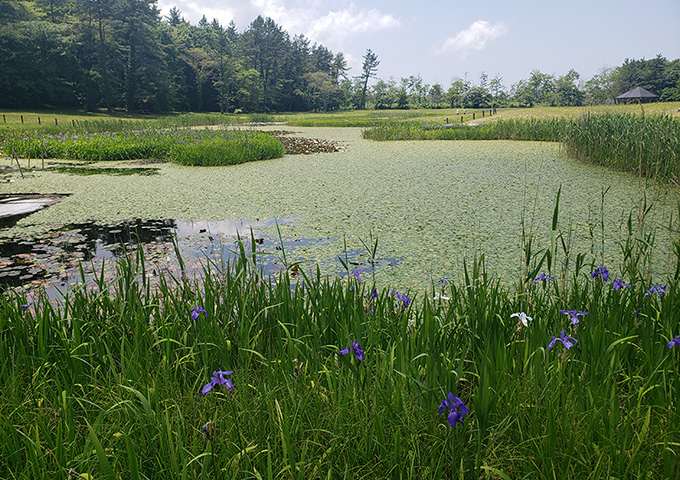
[38,117,41,125]
[460,116,463,123]
[2,115,5,123]
[473,112,475,120]
[482,111,485,118]
[55,118,58,126]
[21,115,24,124]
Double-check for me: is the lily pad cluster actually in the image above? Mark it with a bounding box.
[266,131,343,154]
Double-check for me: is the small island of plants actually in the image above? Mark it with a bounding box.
[7,127,285,167]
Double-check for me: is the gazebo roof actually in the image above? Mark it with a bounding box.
[616,87,658,99]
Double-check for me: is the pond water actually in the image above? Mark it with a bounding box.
[0,216,397,296]
[1,126,678,295]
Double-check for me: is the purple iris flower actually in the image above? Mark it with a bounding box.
[339,341,364,362]
[350,270,363,282]
[438,392,469,428]
[21,303,31,312]
[534,272,555,283]
[200,370,234,395]
[370,287,378,299]
[612,279,631,290]
[668,336,680,350]
[548,329,578,350]
[645,283,668,297]
[191,305,207,321]
[397,293,412,308]
[388,289,412,307]
[591,265,609,281]
[559,309,588,325]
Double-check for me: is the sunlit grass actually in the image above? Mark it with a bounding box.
[171,131,284,166]
[4,127,285,166]
[2,103,678,134]
[0,206,678,478]
[477,102,680,122]
[281,102,680,127]
[0,111,251,137]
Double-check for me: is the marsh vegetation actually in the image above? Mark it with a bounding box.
[0,106,678,478]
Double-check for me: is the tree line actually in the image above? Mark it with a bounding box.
[369,55,680,110]
[0,0,350,113]
[1,0,678,113]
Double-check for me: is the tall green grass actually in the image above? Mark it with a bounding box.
[0,112,250,137]
[171,131,284,166]
[363,118,566,142]
[363,114,680,183]
[286,110,426,127]
[1,198,678,478]
[563,113,680,182]
[4,128,285,166]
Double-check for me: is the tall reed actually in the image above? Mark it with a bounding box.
[0,209,677,478]
[7,128,285,165]
[562,113,680,182]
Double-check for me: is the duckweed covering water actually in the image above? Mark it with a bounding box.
[1,127,678,293]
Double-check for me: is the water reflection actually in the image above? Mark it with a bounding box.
[0,217,398,295]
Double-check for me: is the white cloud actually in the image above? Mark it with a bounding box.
[258,2,401,51]
[308,5,400,40]
[438,20,508,57]
[158,0,400,50]
[156,0,258,27]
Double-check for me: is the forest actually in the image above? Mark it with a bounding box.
[1,0,679,113]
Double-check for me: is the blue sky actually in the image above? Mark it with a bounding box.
[156,0,680,89]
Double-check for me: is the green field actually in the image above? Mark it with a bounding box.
[3,102,679,133]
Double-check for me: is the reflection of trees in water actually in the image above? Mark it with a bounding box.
[1,217,400,292]
[0,219,178,289]
[69,219,178,258]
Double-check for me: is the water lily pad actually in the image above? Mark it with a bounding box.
[1,127,678,294]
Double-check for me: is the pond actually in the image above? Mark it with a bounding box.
[1,126,678,295]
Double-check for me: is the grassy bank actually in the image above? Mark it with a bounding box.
[1,217,678,478]
[0,112,269,136]
[363,114,680,184]
[2,103,679,132]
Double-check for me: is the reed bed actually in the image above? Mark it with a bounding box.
[363,114,680,183]
[362,118,566,142]
[563,113,680,182]
[0,112,251,136]
[171,131,284,166]
[4,128,285,166]
[1,209,678,478]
